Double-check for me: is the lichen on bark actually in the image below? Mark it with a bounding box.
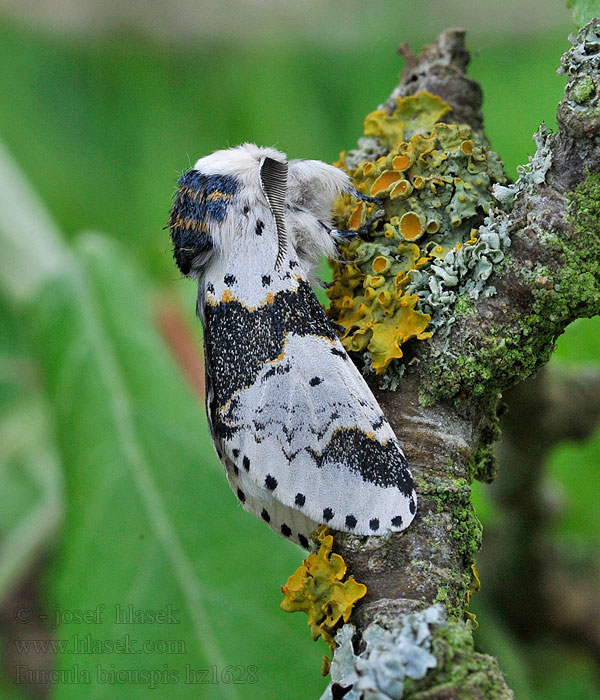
[320,20,600,700]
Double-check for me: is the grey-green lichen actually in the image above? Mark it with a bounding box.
[320,606,444,700]
[558,20,600,130]
[559,21,600,93]
[492,125,554,205]
[413,123,557,405]
[321,606,512,699]
[405,212,511,338]
[572,75,595,104]
[418,167,600,407]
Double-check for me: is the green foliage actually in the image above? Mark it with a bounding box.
[0,295,63,601]
[567,0,600,26]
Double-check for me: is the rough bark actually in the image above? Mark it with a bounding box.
[329,22,600,699]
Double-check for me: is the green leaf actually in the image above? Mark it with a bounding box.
[567,0,600,26]
[0,297,64,601]
[0,138,65,700]
[0,142,66,601]
[0,294,64,700]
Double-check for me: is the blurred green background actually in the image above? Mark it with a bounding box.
[1,1,598,698]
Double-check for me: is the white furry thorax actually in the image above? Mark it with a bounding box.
[194,143,352,285]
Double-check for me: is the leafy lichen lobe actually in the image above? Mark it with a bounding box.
[280,526,367,651]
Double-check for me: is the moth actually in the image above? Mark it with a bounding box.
[168,143,416,548]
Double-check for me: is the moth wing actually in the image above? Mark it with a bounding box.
[218,330,417,545]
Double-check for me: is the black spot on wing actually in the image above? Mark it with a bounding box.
[295,493,306,507]
[265,474,278,491]
[298,534,309,549]
[255,220,264,236]
[372,415,385,430]
[224,274,236,286]
[309,377,322,387]
[369,518,380,532]
[236,488,245,503]
[281,523,292,537]
[242,455,250,471]
[409,499,416,515]
[323,507,334,522]
[262,275,271,287]
[206,282,215,294]
[261,509,270,523]
[345,514,357,529]
[331,683,354,700]
[331,347,348,360]
[391,515,403,527]
[262,363,291,382]
[232,448,240,458]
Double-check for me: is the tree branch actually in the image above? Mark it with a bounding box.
[325,20,600,699]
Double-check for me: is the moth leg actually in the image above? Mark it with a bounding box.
[349,187,382,205]
[334,208,387,242]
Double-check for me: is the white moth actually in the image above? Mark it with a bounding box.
[169,143,417,548]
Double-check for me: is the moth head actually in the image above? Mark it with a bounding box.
[287,159,353,220]
[169,144,289,277]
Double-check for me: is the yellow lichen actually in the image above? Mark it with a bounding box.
[364,108,406,149]
[372,256,391,274]
[364,91,452,147]
[348,201,365,230]
[465,563,481,629]
[368,291,432,372]
[280,526,367,651]
[371,170,404,197]
[392,153,411,171]
[461,139,474,155]
[390,179,413,200]
[327,91,505,374]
